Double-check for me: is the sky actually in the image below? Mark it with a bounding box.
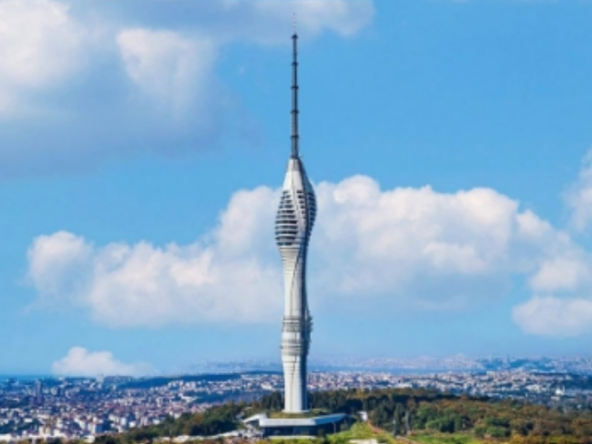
[2,0,592,376]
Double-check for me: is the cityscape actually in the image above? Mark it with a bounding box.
[2,1,592,443]
[2,356,592,441]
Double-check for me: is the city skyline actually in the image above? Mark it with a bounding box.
[4,363,592,440]
[2,0,592,375]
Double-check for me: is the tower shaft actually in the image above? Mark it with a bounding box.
[275,33,316,413]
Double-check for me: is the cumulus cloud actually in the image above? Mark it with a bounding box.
[500,149,592,337]
[117,29,216,118]
[28,175,584,328]
[214,0,375,43]
[28,187,281,327]
[0,0,374,177]
[28,231,94,308]
[566,151,592,233]
[0,0,85,114]
[313,178,521,308]
[514,248,592,336]
[52,347,152,376]
[513,296,592,337]
[528,254,592,294]
[255,0,373,37]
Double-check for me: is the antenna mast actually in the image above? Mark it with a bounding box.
[291,16,300,159]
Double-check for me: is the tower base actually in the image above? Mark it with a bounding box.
[244,413,347,438]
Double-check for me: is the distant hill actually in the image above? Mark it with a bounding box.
[118,372,279,390]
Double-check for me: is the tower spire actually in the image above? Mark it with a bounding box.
[291,28,299,158]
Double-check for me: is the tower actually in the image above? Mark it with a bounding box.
[275,32,317,413]
[247,34,346,434]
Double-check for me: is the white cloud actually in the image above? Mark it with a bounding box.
[221,0,375,42]
[504,152,592,337]
[113,0,373,115]
[566,150,592,233]
[0,0,375,176]
[514,249,592,336]
[51,347,151,377]
[0,0,373,116]
[528,255,592,293]
[513,296,592,337]
[117,29,216,118]
[313,178,521,306]
[28,175,583,327]
[0,0,85,113]
[28,231,93,306]
[29,187,281,327]
[287,0,374,37]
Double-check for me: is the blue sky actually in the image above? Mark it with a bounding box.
[2,0,592,376]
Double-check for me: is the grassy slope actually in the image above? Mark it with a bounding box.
[330,423,493,444]
[265,423,399,444]
[327,422,402,444]
[411,433,490,444]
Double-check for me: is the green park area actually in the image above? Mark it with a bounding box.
[410,433,487,444]
[92,387,592,444]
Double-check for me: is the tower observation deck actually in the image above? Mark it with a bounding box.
[274,32,317,413]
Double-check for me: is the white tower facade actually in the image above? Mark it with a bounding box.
[274,33,316,413]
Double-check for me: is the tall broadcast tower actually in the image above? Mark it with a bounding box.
[274,31,317,413]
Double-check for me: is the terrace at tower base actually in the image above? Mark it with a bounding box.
[243,413,348,438]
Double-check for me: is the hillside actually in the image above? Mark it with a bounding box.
[96,388,592,444]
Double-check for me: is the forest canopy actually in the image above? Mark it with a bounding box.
[95,388,592,444]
